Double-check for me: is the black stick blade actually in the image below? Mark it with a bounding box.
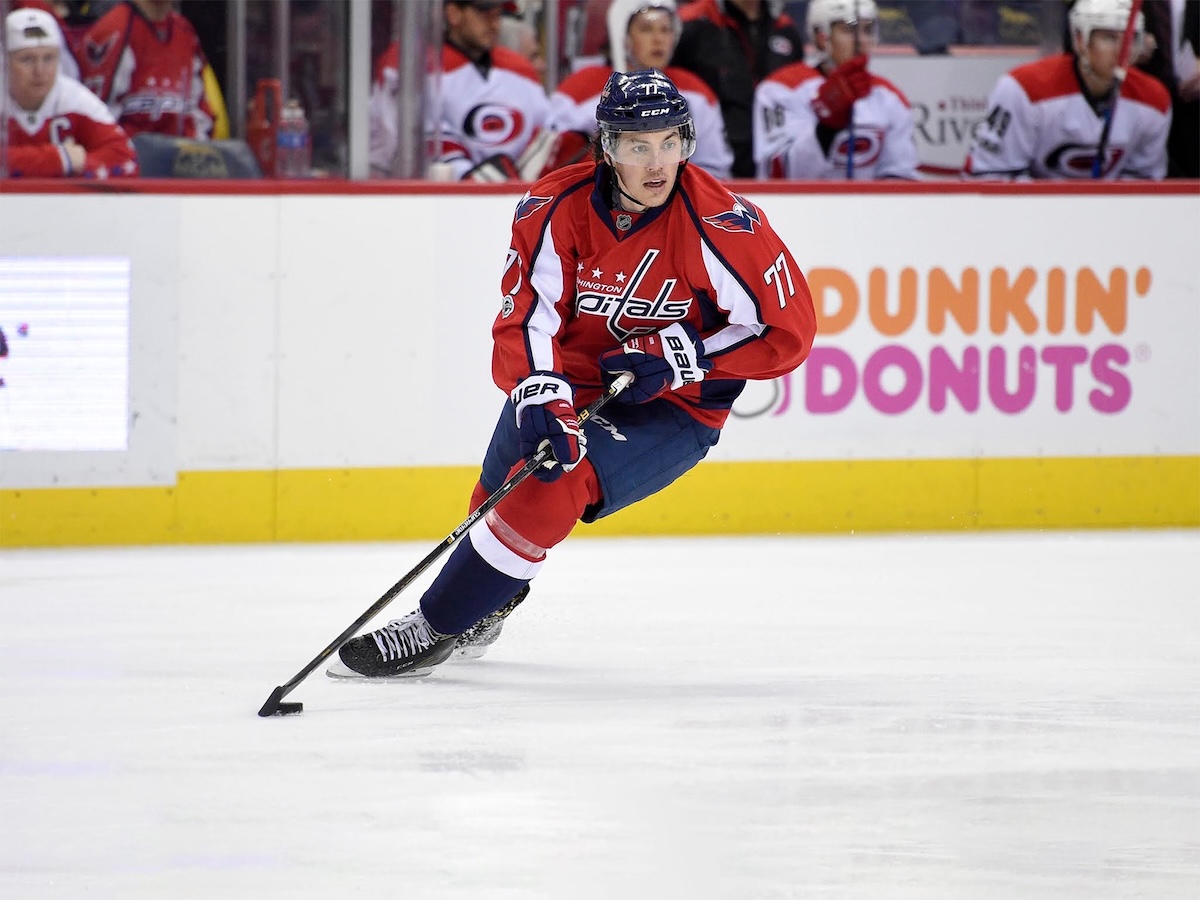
[258,685,303,717]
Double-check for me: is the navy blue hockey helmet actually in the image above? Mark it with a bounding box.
[595,68,696,162]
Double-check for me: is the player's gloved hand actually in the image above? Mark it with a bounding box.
[598,321,712,404]
[811,55,871,130]
[511,372,587,482]
[464,153,521,182]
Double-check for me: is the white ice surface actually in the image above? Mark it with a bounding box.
[1,532,1198,899]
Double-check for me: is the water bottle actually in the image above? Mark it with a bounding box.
[276,100,311,178]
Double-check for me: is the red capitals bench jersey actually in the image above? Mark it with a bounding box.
[4,75,137,178]
[549,65,734,180]
[753,62,918,180]
[493,162,817,429]
[964,54,1171,180]
[79,1,214,139]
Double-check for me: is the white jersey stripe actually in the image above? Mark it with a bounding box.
[526,220,566,371]
[469,518,545,580]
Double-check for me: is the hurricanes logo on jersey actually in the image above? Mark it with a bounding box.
[464,104,526,146]
[831,127,884,168]
[575,249,692,342]
[703,194,761,234]
[1046,143,1126,178]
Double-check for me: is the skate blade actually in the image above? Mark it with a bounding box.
[449,645,489,662]
[325,659,437,680]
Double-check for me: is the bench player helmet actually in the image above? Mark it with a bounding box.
[805,0,880,43]
[1069,0,1144,54]
[595,68,696,162]
[606,0,681,73]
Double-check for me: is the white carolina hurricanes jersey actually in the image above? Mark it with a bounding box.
[369,41,549,178]
[4,75,138,178]
[963,54,1171,180]
[753,62,918,180]
[549,65,734,179]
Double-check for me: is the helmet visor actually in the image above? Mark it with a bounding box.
[600,126,696,166]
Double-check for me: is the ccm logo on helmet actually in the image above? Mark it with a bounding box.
[640,108,669,117]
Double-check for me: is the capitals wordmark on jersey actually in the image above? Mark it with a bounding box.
[574,249,692,342]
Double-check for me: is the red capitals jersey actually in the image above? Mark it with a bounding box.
[753,62,918,180]
[964,54,1171,180]
[494,162,816,428]
[4,75,138,178]
[78,0,214,139]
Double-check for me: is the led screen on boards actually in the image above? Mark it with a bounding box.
[0,257,131,451]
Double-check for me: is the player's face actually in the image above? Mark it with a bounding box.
[8,46,59,112]
[1081,28,1127,81]
[827,19,877,65]
[446,3,503,58]
[609,129,684,210]
[627,10,676,69]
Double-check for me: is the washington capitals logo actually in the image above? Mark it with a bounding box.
[84,33,117,66]
[703,195,760,234]
[514,192,552,223]
[575,249,692,342]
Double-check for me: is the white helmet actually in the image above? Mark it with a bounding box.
[6,7,62,53]
[1069,0,1144,54]
[805,0,879,44]
[607,0,680,74]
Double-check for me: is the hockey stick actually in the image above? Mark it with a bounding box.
[1092,0,1144,178]
[846,0,861,179]
[257,371,634,717]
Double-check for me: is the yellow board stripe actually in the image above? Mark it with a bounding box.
[2,456,1197,547]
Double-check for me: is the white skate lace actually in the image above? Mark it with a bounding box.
[371,610,443,662]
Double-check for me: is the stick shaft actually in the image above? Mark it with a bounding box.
[1093,0,1144,177]
[846,0,861,179]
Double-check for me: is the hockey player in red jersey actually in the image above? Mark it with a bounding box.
[77,0,215,140]
[753,0,918,180]
[331,69,817,679]
[4,7,138,178]
[546,0,733,179]
[963,0,1171,180]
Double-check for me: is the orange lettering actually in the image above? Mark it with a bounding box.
[989,267,1038,334]
[928,267,979,335]
[1076,267,1127,334]
[808,267,858,334]
[868,267,917,336]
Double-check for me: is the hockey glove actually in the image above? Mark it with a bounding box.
[511,372,587,482]
[464,153,521,183]
[599,322,712,405]
[811,55,871,130]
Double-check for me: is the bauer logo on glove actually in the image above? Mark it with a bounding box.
[599,321,713,404]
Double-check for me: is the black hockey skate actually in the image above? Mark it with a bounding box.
[328,609,456,679]
[451,586,530,661]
